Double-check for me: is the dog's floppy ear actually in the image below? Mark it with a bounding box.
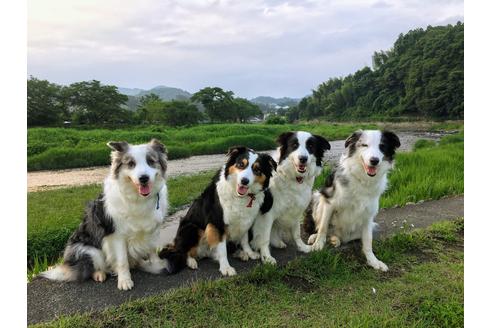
[107,141,129,153]
[314,134,331,151]
[150,138,167,154]
[276,131,294,147]
[226,145,248,158]
[344,130,362,148]
[382,131,401,149]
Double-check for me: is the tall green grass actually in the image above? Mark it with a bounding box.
[28,123,377,171]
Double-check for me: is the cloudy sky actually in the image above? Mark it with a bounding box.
[28,0,463,98]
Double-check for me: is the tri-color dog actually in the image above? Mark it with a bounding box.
[160,146,277,276]
[252,131,330,264]
[39,139,169,290]
[304,130,400,271]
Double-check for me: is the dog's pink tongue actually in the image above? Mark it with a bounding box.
[237,185,248,196]
[139,185,151,196]
[367,166,377,176]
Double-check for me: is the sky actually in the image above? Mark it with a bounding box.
[28,0,463,98]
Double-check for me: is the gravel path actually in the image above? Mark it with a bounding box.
[27,132,440,192]
[27,195,464,325]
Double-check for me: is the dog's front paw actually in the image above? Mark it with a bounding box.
[367,258,388,272]
[297,243,312,253]
[117,276,134,290]
[261,254,277,265]
[307,233,317,245]
[92,271,107,283]
[311,238,326,252]
[329,236,341,248]
[220,265,237,277]
[187,257,198,270]
[247,250,260,260]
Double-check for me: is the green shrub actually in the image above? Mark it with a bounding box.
[265,115,287,125]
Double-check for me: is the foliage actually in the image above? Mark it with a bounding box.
[136,95,203,126]
[190,87,235,122]
[265,114,287,125]
[27,123,377,171]
[27,77,67,126]
[291,22,464,121]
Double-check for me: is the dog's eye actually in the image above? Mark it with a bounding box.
[237,162,245,168]
[127,160,136,168]
[254,168,262,176]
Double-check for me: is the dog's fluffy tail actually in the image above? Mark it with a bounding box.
[38,244,99,282]
[159,246,187,274]
[38,254,94,282]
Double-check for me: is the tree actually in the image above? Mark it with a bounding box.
[27,77,67,126]
[162,101,203,126]
[190,87,234,122]
[233,98,262,122]
[65,80,129,124]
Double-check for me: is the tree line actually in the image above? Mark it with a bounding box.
[285,22,464,121]
[27,79,262,127]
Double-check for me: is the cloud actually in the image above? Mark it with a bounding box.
[28,0,464,98]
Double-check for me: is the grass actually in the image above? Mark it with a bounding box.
[28,123,379,171]
[32,218,464,328]
[27,132,464,273]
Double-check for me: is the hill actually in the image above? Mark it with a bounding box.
[290,22,464,121]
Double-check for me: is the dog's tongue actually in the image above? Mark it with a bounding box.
[237,185,248,196]
[366,166,377,176]
[139,184,151,196]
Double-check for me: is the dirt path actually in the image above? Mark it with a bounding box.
[27,195,464,324]
[27,132,440,192]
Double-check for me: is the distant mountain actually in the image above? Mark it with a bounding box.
[120,85,192,111]
[250,96,299,106]
[118,87,145,96]
[136,86,191,101]
[250,96,300,113]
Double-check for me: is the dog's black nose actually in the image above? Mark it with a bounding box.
[139,175,150,184]
[369,157,380,166]
[299,156,308,164]
[241,177,249,186]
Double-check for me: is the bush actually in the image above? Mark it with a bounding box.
[265,115,287,125]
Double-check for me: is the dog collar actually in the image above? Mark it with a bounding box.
[156,186,164,210]
[246,193,256,207]
[296,176,304,184]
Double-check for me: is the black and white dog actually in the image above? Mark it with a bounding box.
[304,130,400,271]
[39,139,169,290]
[160,146,277,276]
[251,131,330,264]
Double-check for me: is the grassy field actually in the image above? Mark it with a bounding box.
[28,123,379,171]
[27,133,464,272]
[33,218,464,327]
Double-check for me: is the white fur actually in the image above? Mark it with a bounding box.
[252,131,323,264]
[308,130,393,271]
[101,144,169,289]
[41,142,170,290]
